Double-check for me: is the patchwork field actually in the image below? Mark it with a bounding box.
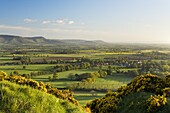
[0,44,169,106]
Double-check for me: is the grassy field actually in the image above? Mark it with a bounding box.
[32,70,134,106]
[0,63,134,106]
[32,68,99,88]
[0,57,135,106]
[1,51,139,61]
[93,73,133,89]
[0,64,55,74]
[32,69,133,89]
[73,74,133,106]
[31,68,109,106]
[0,57,13,60]
[6,53,89,58]
[73,91,105,105]
[0,52,138,106]
[0,56,17,63]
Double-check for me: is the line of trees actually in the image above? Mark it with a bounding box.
[52,62,91,72]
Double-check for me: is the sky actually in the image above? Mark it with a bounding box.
[0,0,170,43]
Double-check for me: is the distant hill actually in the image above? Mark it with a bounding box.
[0,35,107,45]
[0,35,63,45]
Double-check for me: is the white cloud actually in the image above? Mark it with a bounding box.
[42,20,51,24]
[68,21,74,25]
[55,20,65,24]
[41,19,75,25]
[24,18,37,23]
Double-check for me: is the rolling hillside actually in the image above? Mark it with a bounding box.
[0,81,85,113]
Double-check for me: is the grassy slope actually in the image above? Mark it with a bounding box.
[0,81,85,113]
[117,92,170,113]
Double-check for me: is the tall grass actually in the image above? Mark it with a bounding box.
[0,81,85,113]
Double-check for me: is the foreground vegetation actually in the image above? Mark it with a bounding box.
[0,71,79,106]
[1,71,170,113]
[87,74,170,113]
[0,81,85,113]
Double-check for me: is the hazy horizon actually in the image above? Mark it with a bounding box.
[0,0,170,43]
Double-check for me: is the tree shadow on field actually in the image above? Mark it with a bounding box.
[102,73,134,83]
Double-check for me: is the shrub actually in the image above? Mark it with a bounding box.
[117,74,166,97]
[165,75,170,87]
[163,87,170,97]
[87,92,119,113]
[146,95,167,113]
[87,74,168,113]
[0,71,8,81]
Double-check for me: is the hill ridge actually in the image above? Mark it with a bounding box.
[0,34,107,45]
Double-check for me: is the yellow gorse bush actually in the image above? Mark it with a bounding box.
[146,95,167,113]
